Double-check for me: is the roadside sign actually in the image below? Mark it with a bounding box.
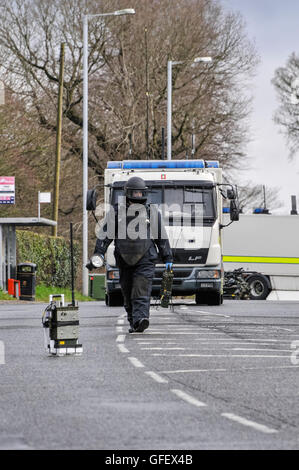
[38,191,51,219]
[39,192,51,203]
[0,176,15,204]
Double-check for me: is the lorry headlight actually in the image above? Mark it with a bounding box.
[197,270,219,279]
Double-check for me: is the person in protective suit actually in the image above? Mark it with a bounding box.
[88,176,173,333]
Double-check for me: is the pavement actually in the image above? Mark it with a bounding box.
[0,299,298,450]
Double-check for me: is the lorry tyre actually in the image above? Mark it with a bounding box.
[246,274,270,300]
[195,292,222,305]
[195,293,209,305]
[207,292,222,305]
[105,292,124,307]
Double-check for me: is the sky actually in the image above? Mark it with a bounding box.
[222,0,299,214]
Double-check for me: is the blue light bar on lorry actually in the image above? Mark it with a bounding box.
[205,161,219,168]
[107,160,220,170]
[107,162,122,169]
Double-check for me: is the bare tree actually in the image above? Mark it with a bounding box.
[236,183,283,213]
[272,52,299,158]
[0,0,258,175]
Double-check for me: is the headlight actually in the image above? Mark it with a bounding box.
[91,254,104,268]
[197,270,220,279]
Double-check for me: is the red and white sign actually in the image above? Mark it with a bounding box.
[0,176,15,204]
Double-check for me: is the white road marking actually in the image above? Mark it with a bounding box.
[116,335,125,343]
[117,319,125,325]
[196,310,230,318]
[137,341,178,345]
[139,346,290,352]
[164,369,227,374]
[151,354,289,358]
[161,365,299,373]
[145,332,229,335]
[232,348,292,352]
[116,326,123,333]
[171,389,207,408]
[194,339,290,343]
[221,413,278,434]
[145,371,168,384]
[140,347,185,351]
[275,327,294,332]
[128,357,144,368]
[118,344,129,353]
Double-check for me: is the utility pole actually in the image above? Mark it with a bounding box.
[52,42,65,236]
[145,27,149,158]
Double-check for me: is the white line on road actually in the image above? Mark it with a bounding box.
[194,339,291,343]
[116,326,123,333]
[145,371,168,384]
[128,357,145,368]
[151,353,290,358]
[118,344,129,353]
[221,413,278,434]
[141,347,185,351]
[117,319,125,325]
[145,332,228,335]
[162,365,299,373]
[196,310,230,318]
[137,341,178,345]
[164,369,227,373]
[171,389,207,408]
[232,348,292,352]
[116,335,125,343]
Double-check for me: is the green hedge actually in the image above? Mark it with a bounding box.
[16,230,80,288]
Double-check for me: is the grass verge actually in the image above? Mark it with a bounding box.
[35,285,96,302]
[0,289,14,300]
[0,285,103,302]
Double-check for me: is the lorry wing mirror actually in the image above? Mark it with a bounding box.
[227,189,236,200]
[230,200,239,221]
[86,189,97,211]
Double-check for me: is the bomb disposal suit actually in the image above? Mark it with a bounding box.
[92,176,173,332]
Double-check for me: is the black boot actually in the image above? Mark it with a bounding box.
[134,318,149,333]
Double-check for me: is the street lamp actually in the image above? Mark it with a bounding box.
[167,56,212,160]
[82,8,135,296]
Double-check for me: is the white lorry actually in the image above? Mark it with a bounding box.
[89,159,239,306]
[222,213,299,300]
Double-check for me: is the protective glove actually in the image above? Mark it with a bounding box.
[85,260,94,271]
[165,262,173,271]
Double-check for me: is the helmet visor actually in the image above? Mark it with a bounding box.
[125,188,148,202]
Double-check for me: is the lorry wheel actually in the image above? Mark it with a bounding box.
[195,293,208,305]
[105,293,124,307]
[195,292,222,305]
[207,292,222,305]
[246,274,270,300]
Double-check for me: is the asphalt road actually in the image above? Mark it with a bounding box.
[0,298,298,450]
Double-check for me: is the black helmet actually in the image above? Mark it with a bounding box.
[124,176,148,203]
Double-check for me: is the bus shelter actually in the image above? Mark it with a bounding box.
[0,217,56,291]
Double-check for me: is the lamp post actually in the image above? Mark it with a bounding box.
[167,56,212,160]
[82,8,135,296]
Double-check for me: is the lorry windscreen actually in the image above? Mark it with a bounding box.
[111,183,216,221]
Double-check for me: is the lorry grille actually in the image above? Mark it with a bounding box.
[154,270,191,279]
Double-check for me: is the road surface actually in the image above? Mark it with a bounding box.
[0,299,298,450]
